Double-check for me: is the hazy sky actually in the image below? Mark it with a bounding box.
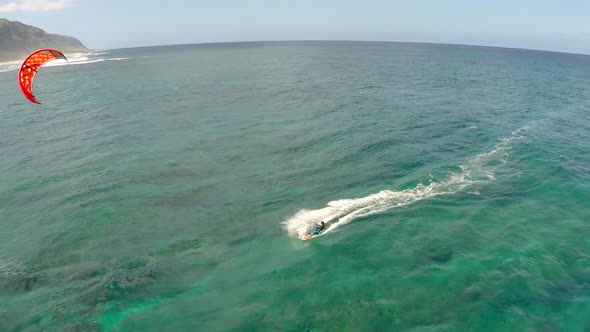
[2,0,590,53]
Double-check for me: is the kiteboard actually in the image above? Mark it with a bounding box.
[299,233,322,241]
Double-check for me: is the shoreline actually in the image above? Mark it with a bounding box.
[0,49,93,64]
[0,51,99,72]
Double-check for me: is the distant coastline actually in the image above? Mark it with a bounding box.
[0,18,88,62]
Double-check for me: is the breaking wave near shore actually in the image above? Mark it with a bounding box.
[45,51,127,67]
[283,127,529,238]
[0,51,126,72]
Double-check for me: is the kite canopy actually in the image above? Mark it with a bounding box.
[18,49,67,104]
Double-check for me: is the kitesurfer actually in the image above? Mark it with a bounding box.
[305,221,325,239]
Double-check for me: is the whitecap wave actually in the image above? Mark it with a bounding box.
[0,51,127,72]
[44,52,127,67]
[283,127,528,239]
[0,61,20,73]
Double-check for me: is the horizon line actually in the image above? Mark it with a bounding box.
[104,40,590,58]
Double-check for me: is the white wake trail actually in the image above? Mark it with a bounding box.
[283,127,528,238]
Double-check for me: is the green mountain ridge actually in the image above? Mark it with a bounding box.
[0,18,87,62]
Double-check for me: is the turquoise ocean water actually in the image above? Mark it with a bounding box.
[1,42,590,331]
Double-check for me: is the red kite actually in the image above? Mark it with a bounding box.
[18,49,67,104]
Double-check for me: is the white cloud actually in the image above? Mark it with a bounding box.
[0,0,71,13]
